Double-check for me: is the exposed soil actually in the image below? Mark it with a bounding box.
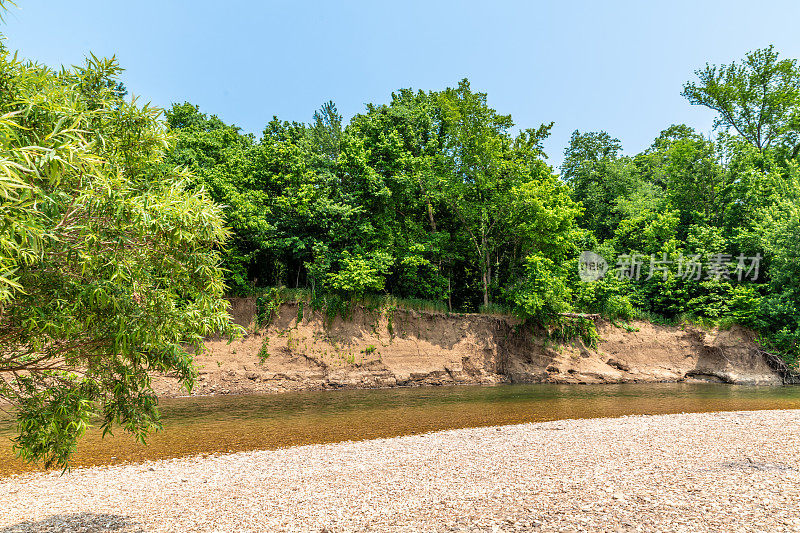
[151,299,781,397]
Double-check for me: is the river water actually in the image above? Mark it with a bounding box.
[2,382,800,477]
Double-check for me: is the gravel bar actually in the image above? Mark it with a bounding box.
[2,410,800,532]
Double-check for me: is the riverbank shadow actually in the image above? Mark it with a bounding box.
[0,513,143,533]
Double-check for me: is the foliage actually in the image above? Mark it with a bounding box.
[161,45,800,368]
[362,344,376,355]
[0,26,237,468]
[572,274,637,321]
[255,287,284,327]
[555,46,800,367]
[168,79,578,318]
[257,340,270,362]
[548,317,600,349]
[326,251,394,296]
[561,131,640,240]
[682,45,800,152]
[507,254,571,325]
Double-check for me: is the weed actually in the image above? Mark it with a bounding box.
[479,302,513,316]
[362,344,377,355]
[548,317,600,349]
[255,287,284,327]
[258,341,270,361]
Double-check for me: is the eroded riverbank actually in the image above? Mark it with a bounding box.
[3,409,800,532]
[151,300,783,399]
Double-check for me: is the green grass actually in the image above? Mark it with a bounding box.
[478,302,513,316]
[624,308,739,331]
[674,313,737,331]
[250,287,522,321]
[360,294,449,314]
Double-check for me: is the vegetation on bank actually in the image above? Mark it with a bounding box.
[0,2,238,468]
[168,47,800,367]
[2,0,800,469]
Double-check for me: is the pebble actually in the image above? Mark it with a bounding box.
[1,410,799,532]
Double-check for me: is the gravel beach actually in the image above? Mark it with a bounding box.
[2,410,800,532]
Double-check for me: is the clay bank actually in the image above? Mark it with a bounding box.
[152,298,783,397]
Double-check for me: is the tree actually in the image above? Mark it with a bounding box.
[308,100,343,164]
[340,88,451,302]
[434,79,552,307]
[682,46,800,152]
[646,125,725,231]
[165,102,252,172]
[560,130,622,182]
[561,131,639,240]
[504,175,584,324]
[0,32,236,468]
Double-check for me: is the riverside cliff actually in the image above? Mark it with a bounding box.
[152,298,782,397]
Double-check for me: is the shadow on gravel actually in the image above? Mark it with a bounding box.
[0,513,143,533]
[722,459,796,472]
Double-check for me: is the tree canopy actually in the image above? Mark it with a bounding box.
[682,45,800,153]
[167,80,579,315]
[0,22,236,468]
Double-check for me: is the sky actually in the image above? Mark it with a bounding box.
[2,1,800,167]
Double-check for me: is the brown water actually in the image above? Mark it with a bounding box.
[2,382,800,477]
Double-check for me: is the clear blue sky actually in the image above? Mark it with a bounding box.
[3,1,800,166]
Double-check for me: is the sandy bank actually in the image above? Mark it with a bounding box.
[151,300,782,398]
[2,409,800,532]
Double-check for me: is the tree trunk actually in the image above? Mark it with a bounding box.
[480,234,489,308]
[447,271,452,312]
[417,178,437,232]
[482,270,489,307]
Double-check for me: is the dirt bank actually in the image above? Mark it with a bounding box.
[151,299,781,397]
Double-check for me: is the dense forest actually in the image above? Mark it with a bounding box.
[165,83,576,318]
[166,46,800,365]
[2,0,800,467]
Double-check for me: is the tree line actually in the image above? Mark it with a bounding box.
[167,45,800,367]
[165,83,577,318]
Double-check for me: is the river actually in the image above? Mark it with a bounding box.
[2,382,800,476]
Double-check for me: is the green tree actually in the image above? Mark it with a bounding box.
[340,88,451,302]
[309,100,343,164]
[646,125,725,231]
[561,130,622,182]
[682,46,800,153]
[0,31,236,468]
[561,131,640,240]
[434,79,557,307]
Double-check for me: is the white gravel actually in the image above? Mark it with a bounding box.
[2,410,800,532]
